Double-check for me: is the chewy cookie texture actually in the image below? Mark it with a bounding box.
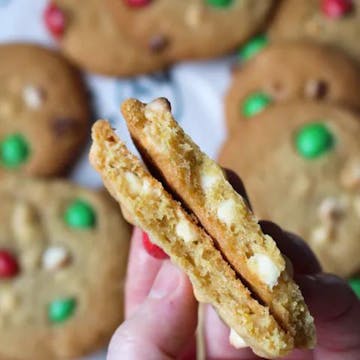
[0,43,89,177]
[90,98,316,358]
[0,177,130,360]
[220,101,360,278]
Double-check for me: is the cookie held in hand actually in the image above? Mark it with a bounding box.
[89,98,316,359]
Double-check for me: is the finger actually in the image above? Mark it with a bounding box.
[125,227,164,318]
[298,273,360,359]
[204,305,259,360]
[259,220,321,275]
[108,261,198,360]
[225,168,252,211]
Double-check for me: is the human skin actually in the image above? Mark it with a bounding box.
[107,171,360,360]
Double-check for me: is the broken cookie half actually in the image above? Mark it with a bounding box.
[89,99,316,359]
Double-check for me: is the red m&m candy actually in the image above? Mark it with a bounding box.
[142,232,169,259]
[321,0,353,18]
[44,2,65,39]
[0,250,19,279]
[124,0,152,7]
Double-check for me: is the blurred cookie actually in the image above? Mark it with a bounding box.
[226,42,360,132]
[0,176,130,360]
[269,0,360,62]
[106,0,275,60]
[47,0,167,75]
[219,102,360,277]
[0,43,89,177]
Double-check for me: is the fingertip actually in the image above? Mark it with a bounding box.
[110,262,198,359]
[298,273,360,352]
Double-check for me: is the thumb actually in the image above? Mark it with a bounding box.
[107,261,198,360]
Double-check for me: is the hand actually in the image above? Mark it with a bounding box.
[107,171,360,360]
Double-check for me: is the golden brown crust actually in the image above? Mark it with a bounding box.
[120,98,315,349]
[89,120,295,358]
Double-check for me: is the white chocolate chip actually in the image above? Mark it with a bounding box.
[42,246,70,271]
[0,292,18,315]
[318,197,344,224]
[217,199,237,226]
[144,98,171,118]
[311,225,332,245]
[200,173,221,191]
[125,172,142,195]
[185,3,202,28]
[22,85,44,109]
[12,201,42,245]
[229,328,248,349]
[176,220,197,243]
[247,254,280,290]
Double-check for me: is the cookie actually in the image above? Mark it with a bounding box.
[0,43,90,177]
[47,0,167,76]
[90,103,315,358]
[105,0,275,60]
[226,41,360,132]
[0,176,130,360]
[219,101,360,277]
[269,0,360,62]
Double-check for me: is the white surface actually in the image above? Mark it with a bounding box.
[0,0,233,358]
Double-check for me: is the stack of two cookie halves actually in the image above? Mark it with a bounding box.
[90,98,316,359]
[0,45,131,359]
[221,36,360,280]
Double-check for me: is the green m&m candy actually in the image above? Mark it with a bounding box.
[206,0,233,7]
[64,199,96,229]
[238,34,268,61]
[295,122,334,159]
[242,92,272,118]
[48,298,76,323]
[0,134,30,168]
[349,278,360,299]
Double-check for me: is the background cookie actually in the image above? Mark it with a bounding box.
[269,0,360,62]
[0,43,89,177]
[219,102,360,277]
[106,0,275,60]
[226,42,360,132]
[50,0,167,75]
[0,176,130,360]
